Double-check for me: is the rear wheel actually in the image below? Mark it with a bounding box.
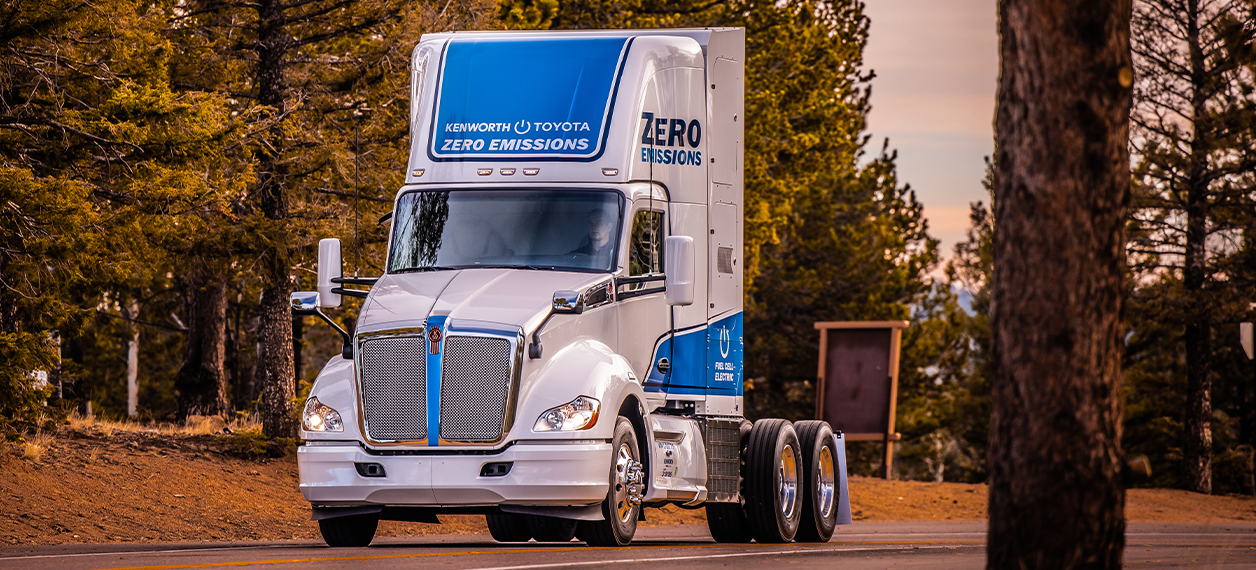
[486,513,532,542]
[578,416,642,546]
[527,515,578,542]
[794,420,838,542]
[318,513,379,547]
[744,419,802,543]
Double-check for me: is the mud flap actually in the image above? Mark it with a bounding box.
[833,431,852,525]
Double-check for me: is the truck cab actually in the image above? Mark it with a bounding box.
[295,28,850,547]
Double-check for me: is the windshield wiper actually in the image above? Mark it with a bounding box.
[474,264,558,271]
[394,266,456,274]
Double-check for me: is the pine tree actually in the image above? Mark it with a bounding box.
[167,0,497,436]
[1127,0,1256,495]
[0,0,239,419]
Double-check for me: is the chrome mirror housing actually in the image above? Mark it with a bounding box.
[291,291,320,314]
[552,290,584,314]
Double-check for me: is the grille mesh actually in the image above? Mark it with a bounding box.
[440,336,513,441]
[359,335,427,441]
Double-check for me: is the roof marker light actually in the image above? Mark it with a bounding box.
[477,168,492,176]
[523,168,540,176]
[412,169,425,177]
[601,168,619,176]
[500,168,516,176]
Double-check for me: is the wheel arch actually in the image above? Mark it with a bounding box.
[617,394,650,495]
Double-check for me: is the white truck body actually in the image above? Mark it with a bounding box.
[296,28,849,546]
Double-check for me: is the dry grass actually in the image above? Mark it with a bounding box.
[21,431,54,462]
[63,412,261,438]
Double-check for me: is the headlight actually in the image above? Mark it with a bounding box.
[533,396,600,432]
[302,397,343,432]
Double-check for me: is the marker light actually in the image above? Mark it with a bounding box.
[523,168,540,176]
[601,168,619,176]
[500,168,516,176]
[412,169,425,177]
[477,168,492,176]
[302,397,344,432]
[533,396,600,432]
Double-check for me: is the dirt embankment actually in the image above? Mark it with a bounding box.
[2,427,1253,546]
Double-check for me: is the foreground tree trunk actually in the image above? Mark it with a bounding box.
[175,270,229,419]
[989,0,1132,568]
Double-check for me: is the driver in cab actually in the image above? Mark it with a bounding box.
[569,208,616,268]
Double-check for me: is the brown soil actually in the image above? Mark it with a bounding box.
[2,428,1253,546]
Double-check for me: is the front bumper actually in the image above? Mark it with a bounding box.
[298,441,612,507]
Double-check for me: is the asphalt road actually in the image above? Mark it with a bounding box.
[1,522,1253,570]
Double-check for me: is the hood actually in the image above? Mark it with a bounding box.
[356,269,609,333]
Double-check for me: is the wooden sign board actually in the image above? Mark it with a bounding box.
[814,321,908,478]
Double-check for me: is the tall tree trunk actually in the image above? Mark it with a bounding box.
[252,0,298,438]
[989,0,1132,568]
[1181,0,1212,495]
[120,299,141,418]
[175,269,229,419]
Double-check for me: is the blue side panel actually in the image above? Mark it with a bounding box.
[643,312,743,398]
[426,315,447,446]
[430,38,629,160]
[706,312,743,397]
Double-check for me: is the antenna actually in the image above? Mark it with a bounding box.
[354,109,361,277]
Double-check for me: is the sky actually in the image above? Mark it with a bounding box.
[861,0,998,270]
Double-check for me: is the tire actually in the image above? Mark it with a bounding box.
[317,512,379,547]
[486,513,532,542]
[577,416,641,546]
[794,420,838,543]
[706,503,753,543]
[527,515,578,542]
[706,419,753,543]
[744,419,802,543]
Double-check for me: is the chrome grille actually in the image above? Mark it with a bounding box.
[440,336,513,441]
[359,335,427,441]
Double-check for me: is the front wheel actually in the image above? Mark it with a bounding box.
[318,512,379,547]
[578,416,642,546]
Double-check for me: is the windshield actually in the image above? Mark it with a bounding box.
[389,189,624,273]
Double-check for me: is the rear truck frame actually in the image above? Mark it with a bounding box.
[294,28,851,547]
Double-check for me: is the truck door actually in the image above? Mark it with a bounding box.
[617,202,671,383]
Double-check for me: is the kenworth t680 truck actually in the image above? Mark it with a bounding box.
[294,28,851,548]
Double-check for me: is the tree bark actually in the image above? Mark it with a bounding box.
[174,269,229,419]
[1181,0,1212,495]
[989,0,1132,568]
[252,0,298,438]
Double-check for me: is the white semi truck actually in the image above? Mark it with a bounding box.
[294,27,851,548]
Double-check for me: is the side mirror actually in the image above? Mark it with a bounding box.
[317,238,342,308]
[290,291,353,359]
[552,290,584,314]
[664,236,694,306]
[290,291,320,314]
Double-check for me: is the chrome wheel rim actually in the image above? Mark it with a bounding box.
[817,444,836,519]
[779,443,799,519]
[613,443,637,523]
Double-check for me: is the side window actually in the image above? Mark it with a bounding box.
[628,210,664,277]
